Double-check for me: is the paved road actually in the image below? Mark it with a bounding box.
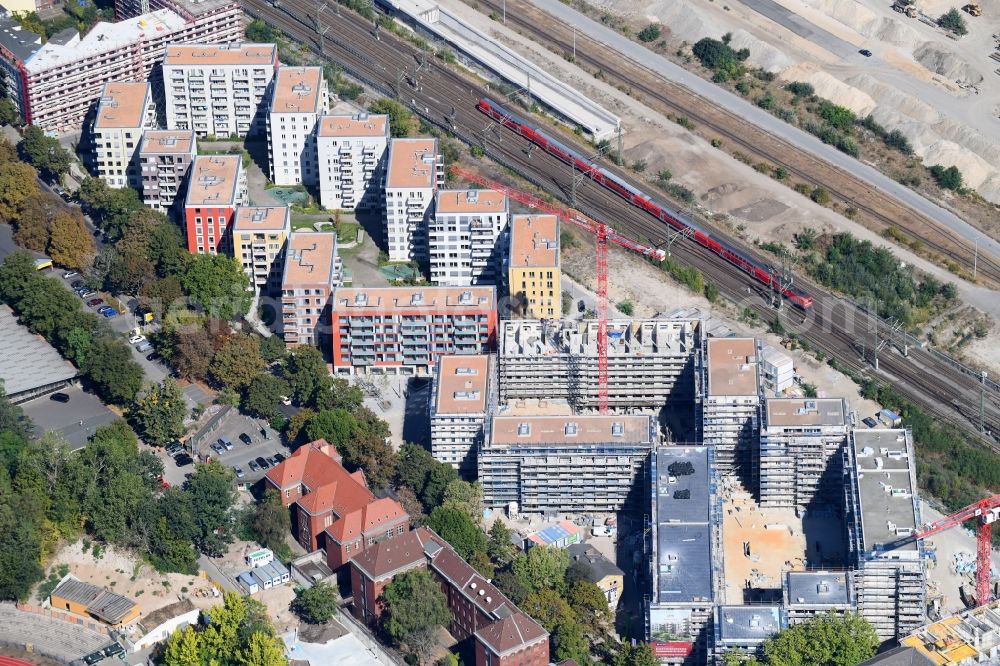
[525,0,1000,263]
[739,0,854,58]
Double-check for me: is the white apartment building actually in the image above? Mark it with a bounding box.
[429,354,493,477]
[137,129,197,211]
[429,190,509,286]
[316,113,389,211]
[232,206,291,293]
[0,0,242,132]
[267,66,327,187]
[701,337,761,483]
[92,81,156,188]
[163,43,278,138]
[383,138,443,263]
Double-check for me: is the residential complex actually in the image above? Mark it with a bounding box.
[264,440,409,571]
[782,571,853,625]
[648,445,716,665]
[92,81,155,188]
[182,154,248,254]
[498,319,701,411]
[316,112,389,211]
[280,232,341,347]
[0,0,242,132]
[383,137,443,262]
[701,337,760,482]
[429,189,509,286]
[162,42,278,138]
[480,414,655,513]
[713,605,783,658]
[330,287,496,375]
[232,206,291,293]
[507,214,560,319]
[267,66,327,186]
[429,354,494,477]
[137,129,197,210]
[350,526,549,665]
[845,428,925,642]
[758,398,849,508]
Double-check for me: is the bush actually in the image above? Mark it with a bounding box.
[704,282,719,302]
[638,23,661,42]
[617,300,634,316]
[784,81,815,97]
[930,164,963,191]
[937,8,968,35]
[817,101,856,132]
[735,80,751,95]
[810,187,831,205]
[665,183,696,204]
[884,129,913,156]
[756,93,776,110]
[692,37,748,80]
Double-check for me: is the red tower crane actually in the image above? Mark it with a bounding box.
[449,166,666,414]
[915,494,1000,607]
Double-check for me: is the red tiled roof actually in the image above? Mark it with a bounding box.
[266,440,373,518]
[429,547,509,616]
[352,527,442,581]
[326,497,409,543]
[475,612,548,657]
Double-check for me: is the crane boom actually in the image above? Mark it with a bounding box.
[916,493,1000,606]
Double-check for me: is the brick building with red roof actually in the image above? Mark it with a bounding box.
[264,440,409,570]
[350,526,549,665]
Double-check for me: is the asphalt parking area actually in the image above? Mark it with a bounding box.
[194,410,287,484]
[20,384,118,451]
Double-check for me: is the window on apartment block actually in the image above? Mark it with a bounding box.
[367,536,375,546]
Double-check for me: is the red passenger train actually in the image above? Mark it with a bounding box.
[477,97,814,309]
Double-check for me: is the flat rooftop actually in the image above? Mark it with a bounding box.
[164,42,277,67]
[25,10,187,73]
[94,81,149,130]
[386,138,438,189]
[765,398,847,428]
[707,337,758,397]
[435,355,489,415]
[233,206,290,233]
[271,66,324,115]
[509,215,558,268]
[900,598,1000,665]
[785,571,851,607]
[185,155,242,208]
[853,429,919,553]
[490,415,652,446]
[283,232,338,287]
[716,605,783,644]
[332,286,495,313]
[317,113,389,138]
[653,446,713,604]
[0,305,77,396]
[139,129,196,155]
[0,16,43,64]
[435,189,508,215]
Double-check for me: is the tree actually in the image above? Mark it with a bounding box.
[163,625,202,665]
[817,101,856,131]
[637,23,661,42]
[163,593,288,666]
[566,579,611,634]
[173,325,216,380]
[382,569,451,646]
[442,479,483,522]
[553,619,589,662]
[0,160,39,222]
[285,407,315,446]
[291,581,338,624]
[394,486,424,524]
[236,629,288,666]
[47,210,93,269]
[522,588,576,632]
[0,98,21,127]
[305,408,358,448]
[80,338,144,405]
[343,406,397,490]
[492,568,530,605]
[260,334,286,363]
[487,520,517,566]
[140,276,184,320]
[130,379,186,446]
[311,375,364,412]
[421,462,457,509]
[18,125,71,182]
[425,506,487,560]
[930,164,963,191]
[761,612,878,666]
[252,490,290,553]
[368,98,416,137]
[512,545,569,594]
[12,208,49,252]
[614,643,659,666]
[210,334,265,389]
[77,176,144,240]
[283,345,331,405]
[937,7,968,35]
[182,253,251,321]
[245,17,279,42]
[186,461,237,556]
[242,374,289,420]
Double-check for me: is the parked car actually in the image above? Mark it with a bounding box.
[62,270,78,279]
[862,416,878,428]
[166,441,183,455]
[50,392,70,403]
[78,289,96,298]
[239,432,253,446]
[234,465,245,479]
[211,442,225,455]
[259,427,270,440]
[220,436,234,451]
[103,643,125,658]
[247,459,260,472]
[87,298,104,307]
[146,352,159,362]
[255,456,270,470]
[128,332,146,344]
[265,456,278,468]
[174,453,193,467]
[578,299,586,313]
[136,341,153,353]
[273,453,286,463]
[859,48,872,57]
[71,280,84,289]
[100,308,117,318]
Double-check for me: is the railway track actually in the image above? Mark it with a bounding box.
[467,0,1000,287]
[241,0,1000,448]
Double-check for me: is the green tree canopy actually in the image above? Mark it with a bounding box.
[186,461,237,556]
[382,569,451,645]
[210,334,265,390]
[242,374,289,420]
[760,612,878,666]
[163,592,287,666]
[512,545,569,594]
[305,408,358,448]
[441,479,483,523]
[182,253,251,321]
[80,338,144,406]
[251,489,290,554]
[129,379,186,446]
[425,506,487,560]
[291,581,338,624]
[0,160,39,223]
[487,520,517,566]
[18,125,71,182]
[368,98,415,137]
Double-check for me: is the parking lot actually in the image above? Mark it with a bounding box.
[174,408,288,485]
[20,384,118,450]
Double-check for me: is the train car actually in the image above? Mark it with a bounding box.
[477,97,814,310]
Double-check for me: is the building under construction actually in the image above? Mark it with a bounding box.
[701,338,760,483]
[845,428,926,642]
[497,318,701,412]
[758,398,849,508]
